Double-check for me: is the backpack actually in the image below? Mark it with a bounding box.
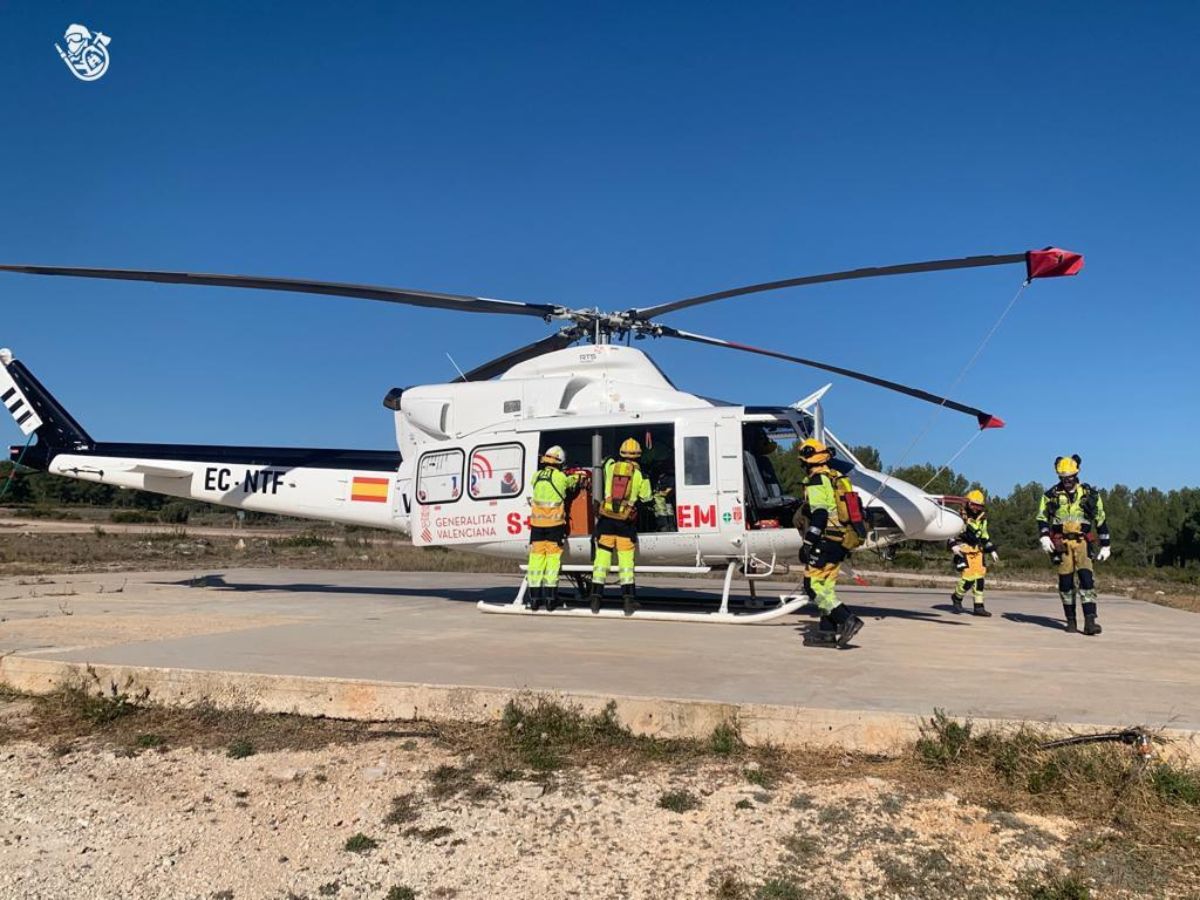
[602,459,638,520]
[831,473,868,550]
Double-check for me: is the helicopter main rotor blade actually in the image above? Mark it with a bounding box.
[455,328,583,382]
[655,326,1003,429]
[633,252,1027,320]
[0,265,561,319]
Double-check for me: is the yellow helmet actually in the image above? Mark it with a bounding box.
[619,438,642,459]
[540,445,566,466]
[965,489,986,506]
[1054,455,1081,477]
[797,438,832,464]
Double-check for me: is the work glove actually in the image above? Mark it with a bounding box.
[990,551,1000,563]
[799,542,824,567]
[953,554,967,572]
[1096,546,1111,562]
[1039,535,1055,554]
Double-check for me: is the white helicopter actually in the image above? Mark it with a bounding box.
[0,248,1082,623]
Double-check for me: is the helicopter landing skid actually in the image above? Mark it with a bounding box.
[477,563,807,624]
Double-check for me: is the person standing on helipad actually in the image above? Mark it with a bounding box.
[526,445,581,612]
[795,438,865,648]
[1037,455,1111,635]
[590,438,652,616]
[947,489,999,617]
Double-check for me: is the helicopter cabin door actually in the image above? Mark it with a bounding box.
[674,409,744,544]
[409,433,534,547]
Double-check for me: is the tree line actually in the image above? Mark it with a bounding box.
[770,445,1200,571]
[5,449,1200,570]
[0,462,217,524]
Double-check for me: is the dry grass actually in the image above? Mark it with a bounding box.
[437,696,732,780]
[910,710,1200,896]
[0,672,431,757]
[0,530,518,576]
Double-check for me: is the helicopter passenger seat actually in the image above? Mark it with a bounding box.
[742,444,797,529]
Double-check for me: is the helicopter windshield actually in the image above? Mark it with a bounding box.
[742,406,863,469]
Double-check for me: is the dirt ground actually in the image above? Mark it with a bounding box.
[1,692,1196,900]
[0,720,1072,900]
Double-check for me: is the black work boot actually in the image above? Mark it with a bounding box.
[950,593,963,612]
[805,615,839,645]
[529,585,544,611]
[589,582,603,614]
[545,585,559,613]
[1063,604,1078,633]
[972,603,992,617]
[1082,602,1101,635]
[622,584,639,616]
[829,604,864,648]
[836,615,864,648]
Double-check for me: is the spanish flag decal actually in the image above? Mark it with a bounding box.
[351,476,389,503]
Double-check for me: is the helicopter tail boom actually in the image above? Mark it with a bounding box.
[3,349,407,531]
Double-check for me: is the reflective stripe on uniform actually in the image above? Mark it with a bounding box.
[530,467,577,528]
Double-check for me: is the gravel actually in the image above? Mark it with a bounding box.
[0,734,1076,899]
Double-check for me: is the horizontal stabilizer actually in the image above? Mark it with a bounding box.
[121,462,194,479]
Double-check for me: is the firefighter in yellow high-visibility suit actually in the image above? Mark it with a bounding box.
[948,489,999,617]
[1036,454,1111,635]
[590,438,653,616]
[796,438,864,648]
[526,446,582,611]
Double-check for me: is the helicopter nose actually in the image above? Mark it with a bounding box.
[852,468,964,543]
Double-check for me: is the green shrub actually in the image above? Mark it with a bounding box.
[891,550,926,570]
[110,509,157,524]
[158,502,192,524]
[1020,871,1091,899]
[226,739,255,759]
[709,722,741,755]
[743,766,778,789]
[343,832,378,853]
[916,709,974,767]
[272,533,334,549]
[63,686,137,724]
[754,878,805,900]
[1150,763,1200,806]
[658,789,701,813]
[499,698,632,772]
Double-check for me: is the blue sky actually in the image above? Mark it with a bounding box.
[2,2,1196,493]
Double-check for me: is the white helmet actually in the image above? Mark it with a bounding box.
[540,445,566,466]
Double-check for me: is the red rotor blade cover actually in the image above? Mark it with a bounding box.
[1025,247,1084,280]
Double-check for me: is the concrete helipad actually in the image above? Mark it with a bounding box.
[2,569,1198,752]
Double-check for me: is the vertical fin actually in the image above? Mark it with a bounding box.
[0,350,92,450]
